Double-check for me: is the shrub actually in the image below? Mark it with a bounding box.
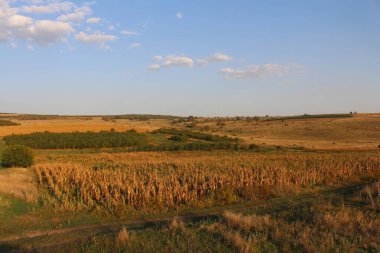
[169,135,188,142]
[249,144,260,150]
[1,145,34,168]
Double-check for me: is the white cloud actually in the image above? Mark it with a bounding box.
[176,12,183,19]
[29,20,74,44]
[57,5,91,23]
[209,52,231,62]
[0,0,74,45]
[162,56,193,67]
[75,31,117,46]
[86,17,101,24]
[0,0,123,48]
[20,1,75,14]
[150,55,194,70]
[8,14,33,28]
[193,52,231,66]
[220,63,303,79]
[153,55,162,62]
[121,30,139,36]
[196,59,208,66]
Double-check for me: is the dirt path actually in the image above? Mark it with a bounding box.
[0,181,369,248]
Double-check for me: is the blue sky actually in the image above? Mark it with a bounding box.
[1,0,379,116]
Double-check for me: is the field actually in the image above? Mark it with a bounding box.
[0,113,379,252]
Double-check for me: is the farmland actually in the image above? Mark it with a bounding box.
[0,113,379,252]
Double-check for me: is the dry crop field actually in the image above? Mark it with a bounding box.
[0,114,380,252]
[34,151,380,212]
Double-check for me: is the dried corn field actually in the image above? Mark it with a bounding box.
[33,151,380,212]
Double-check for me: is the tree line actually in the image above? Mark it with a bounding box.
[3,130,148,149]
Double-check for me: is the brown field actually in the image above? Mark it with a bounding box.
[192,113,380,150]
[0,117,166,137]
[0,113,380,150]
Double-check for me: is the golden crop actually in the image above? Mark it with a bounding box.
[34,151,380,212]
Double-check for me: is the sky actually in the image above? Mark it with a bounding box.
[0,0,379,116]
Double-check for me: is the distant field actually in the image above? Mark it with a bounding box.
[188,114,380,150]
[1,113,379,150]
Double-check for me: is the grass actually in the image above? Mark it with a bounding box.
[4,179,378,252]
[0,119,19,126]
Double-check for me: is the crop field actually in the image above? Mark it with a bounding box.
[0,114,380,252]
[33,151,379,213]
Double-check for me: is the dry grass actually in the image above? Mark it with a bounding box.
[193,113,380,149]
[361,181,380,210]
[223,211,271,233]
[116,227,132,247]
[212,201,380,253]
[168,216,185,234]
[0,117,170,137]
[0,168,38,202]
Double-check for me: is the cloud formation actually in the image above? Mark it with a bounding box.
[57,5,91,23]
[86,17,101,24]
[209,52,231,62]
[0,0,74,45]
[75,31,117,47]
[0,0,116,47]
[121,30,140,36]
[150,55,194,70]
[149,52,231,70]
[220,63,303,79]
[20,1,75,14]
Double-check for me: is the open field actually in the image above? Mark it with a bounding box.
[1,113,379,150]
[188,114,380,150]
[0,117,163,137]
[0,113,379,252]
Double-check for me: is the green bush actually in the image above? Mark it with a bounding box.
[1,145,34,168]
[169,135,188,142]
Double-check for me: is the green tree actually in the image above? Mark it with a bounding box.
[1,145,34,168]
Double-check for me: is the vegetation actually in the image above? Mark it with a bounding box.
[1,145,34,168]
[152,128,240,143]
[16,114,61,120]
[3,130,148,149]
[0,119,19,126]
[16,180,380,253]
[102,114,184,121]
[34,151,379,212]
[263,113,353,121]
[3,128,241,152]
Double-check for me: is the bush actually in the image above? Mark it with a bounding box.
[169,135,188,142]
[1,145,34,168]
[249,144,260,150]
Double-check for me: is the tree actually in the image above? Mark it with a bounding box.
[1,145,34,168]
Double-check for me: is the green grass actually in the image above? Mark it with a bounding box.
[0,138,5,168]
[0,119,19,126]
